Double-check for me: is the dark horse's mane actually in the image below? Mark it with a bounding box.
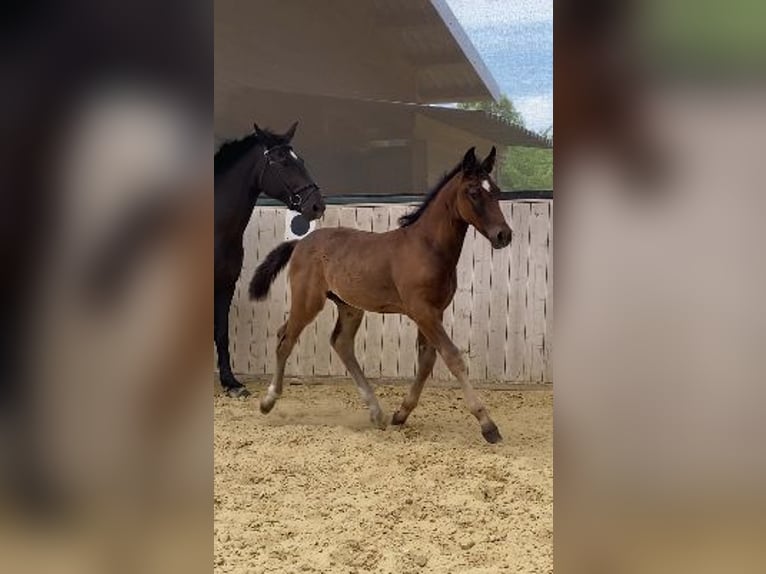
[398,162,463,227]
[214,128,285,176]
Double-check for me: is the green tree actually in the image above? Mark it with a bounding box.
[458,96,552,190]
[504,147,553,190]
[458,94,524,126]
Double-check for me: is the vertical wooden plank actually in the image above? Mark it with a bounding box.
[252,209,275,375]
[441,295,456,376]
[228,206,253,376]
[249,208,269,374]
[438,227,473,380]
[292,205,360,379]
[249,208,275,375]
[544,201,553,382]
[230,218,244,374]
[321,207,343,376]
[243,208,258,377]
[313,207,340,377]
[469,225,492,380]
[398,316,418,379]
[506,203,530,381]
[381,293,402,373]
[487,202,513,380]
[337,206,356,228]
[371,207,397,378]
[520,203,535,381]
[267,208,296,377]
[528,202,549,381]
[355,208,382,378]
[247,208,263,375]
[393,205,417,379]
[310,304,328,377]
[312,304,334,377]
[236,211,258,375]
[372,205,389,233]
[335,207,358,377]
[295,280,317,378]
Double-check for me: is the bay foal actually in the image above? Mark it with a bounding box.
[250,147,512,443]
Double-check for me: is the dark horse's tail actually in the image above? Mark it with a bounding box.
[249,240,298,300]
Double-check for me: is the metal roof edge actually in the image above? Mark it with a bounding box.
[257,191,553,206]
[429,0,502,103]
[478,109,554,148]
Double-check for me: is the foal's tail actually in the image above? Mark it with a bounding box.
[249,240,298,300]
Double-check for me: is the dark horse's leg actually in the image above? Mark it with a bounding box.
[214,279,250,397]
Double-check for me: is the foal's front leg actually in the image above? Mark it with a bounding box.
[412,312,502,443]
[392,330,436,425]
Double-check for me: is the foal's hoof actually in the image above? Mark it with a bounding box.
[259,396,275,414]
[371,411,389,430]
[481,423,503,444]
[391,410,409,426]
[224,385,251,399]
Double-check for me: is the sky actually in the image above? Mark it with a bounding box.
[444,0,553,134]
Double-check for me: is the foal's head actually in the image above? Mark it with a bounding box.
[455,147,513,249]
[254,121,325,221]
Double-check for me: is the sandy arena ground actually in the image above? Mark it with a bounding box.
[214,378,552,573]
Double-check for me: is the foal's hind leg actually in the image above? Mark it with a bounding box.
[330,301,388,429]
[391,330,436,426]
[260,286,325,414]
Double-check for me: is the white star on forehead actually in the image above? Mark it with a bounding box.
[481,179,491,192]
[289,150,298,159]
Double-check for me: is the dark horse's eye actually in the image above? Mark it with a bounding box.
[468,186,482,199]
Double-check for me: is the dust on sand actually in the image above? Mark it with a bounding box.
[215,379,552,573]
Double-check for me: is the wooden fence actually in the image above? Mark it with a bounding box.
[228,200,552,383]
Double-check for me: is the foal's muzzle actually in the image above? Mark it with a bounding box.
[488,225,513,249]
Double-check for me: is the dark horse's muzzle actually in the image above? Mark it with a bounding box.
[297,185,325,221]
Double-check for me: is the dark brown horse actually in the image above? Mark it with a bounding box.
[249,147,512,443]
[215,122,325,397]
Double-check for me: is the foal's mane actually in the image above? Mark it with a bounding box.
[398,162,463,227]
[214,127,285,176]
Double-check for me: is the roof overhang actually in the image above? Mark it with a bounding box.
[215,0,500,118]
[215,88,550,149]
[419,105,552,148]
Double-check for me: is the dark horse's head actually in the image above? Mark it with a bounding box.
[455,146,513,249]
[252,121,325,220]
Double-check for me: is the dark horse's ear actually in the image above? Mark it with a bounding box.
[253,122,263,136]
[481,146,497,173]
[283,121,299,142]
[461,147,477,173]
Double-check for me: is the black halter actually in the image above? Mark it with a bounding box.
[257,144,320,211]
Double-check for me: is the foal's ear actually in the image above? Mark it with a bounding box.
[461,147,478,173]
[253,122,262,135]
[283,121,299,142]
[481,146,497,173]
